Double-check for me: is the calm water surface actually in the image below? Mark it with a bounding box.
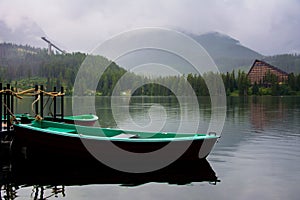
[1,96,299,199]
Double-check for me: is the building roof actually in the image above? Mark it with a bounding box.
[248,59,289,75]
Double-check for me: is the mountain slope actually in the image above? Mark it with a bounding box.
[264,54,300,74]
[189,32,263,72]
[116,31,264,74]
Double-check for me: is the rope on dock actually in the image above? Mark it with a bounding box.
[31,93,41,117]
[0,89,24,99]
[1,87,65,122]
[2,102,19,124]
[0,88,65,98]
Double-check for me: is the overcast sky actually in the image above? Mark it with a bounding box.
[0,0,299,55]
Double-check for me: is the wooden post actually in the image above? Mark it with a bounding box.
[53,87,57,120]
[40,85,44,118]
[0,83,2,131]
[10,86,14,114]
[61,86,64,120]
[35,85,39,116]
[6,84,10,132]
[3,86,6,127]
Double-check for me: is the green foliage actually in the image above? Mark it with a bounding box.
[263,70,278,85]
[0,43,126,95]
[1,43,300,97]
[259,87,272,95]
[237,70,250,96]
[252,82,259,95]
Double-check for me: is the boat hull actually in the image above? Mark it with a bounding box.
[12,125,217,164]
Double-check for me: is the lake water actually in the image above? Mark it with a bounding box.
[1,96,300,199]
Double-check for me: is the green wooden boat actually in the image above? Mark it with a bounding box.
[44,114,98,126]
[7,113,98,126]
[13,120,219,162]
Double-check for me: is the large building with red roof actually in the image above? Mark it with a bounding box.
[247,60,289,85]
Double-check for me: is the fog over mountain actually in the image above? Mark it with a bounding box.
[1,18,299,74]
[0,18,46,48]
[115,31,264,74]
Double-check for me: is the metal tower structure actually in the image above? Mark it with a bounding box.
[41,37,66,55]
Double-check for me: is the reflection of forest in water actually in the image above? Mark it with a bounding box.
[14,96,300,131]
[249,96,300,130]
[15,96,211,132]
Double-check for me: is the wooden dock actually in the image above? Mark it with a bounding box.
[0,83,65,157]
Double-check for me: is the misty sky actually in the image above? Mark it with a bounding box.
[0,0,299,55]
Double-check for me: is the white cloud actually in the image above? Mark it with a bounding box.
[0,0,299,55]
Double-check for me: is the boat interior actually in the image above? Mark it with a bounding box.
[23,120,206,139]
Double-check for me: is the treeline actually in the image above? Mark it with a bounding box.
[220,70,300,96]
[264,54,300,74]
[1,43,300,96]
[130,70,300,96]
[0,43,126,95]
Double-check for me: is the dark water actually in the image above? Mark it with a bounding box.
[1,96,300,199]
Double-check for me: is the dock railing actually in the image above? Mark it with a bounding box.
[0,83,65,134]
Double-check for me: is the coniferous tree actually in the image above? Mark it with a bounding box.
[252,81,259,95]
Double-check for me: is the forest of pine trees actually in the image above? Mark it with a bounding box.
[1,43,300,96]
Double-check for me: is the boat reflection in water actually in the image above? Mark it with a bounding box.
[0,155,219,199]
